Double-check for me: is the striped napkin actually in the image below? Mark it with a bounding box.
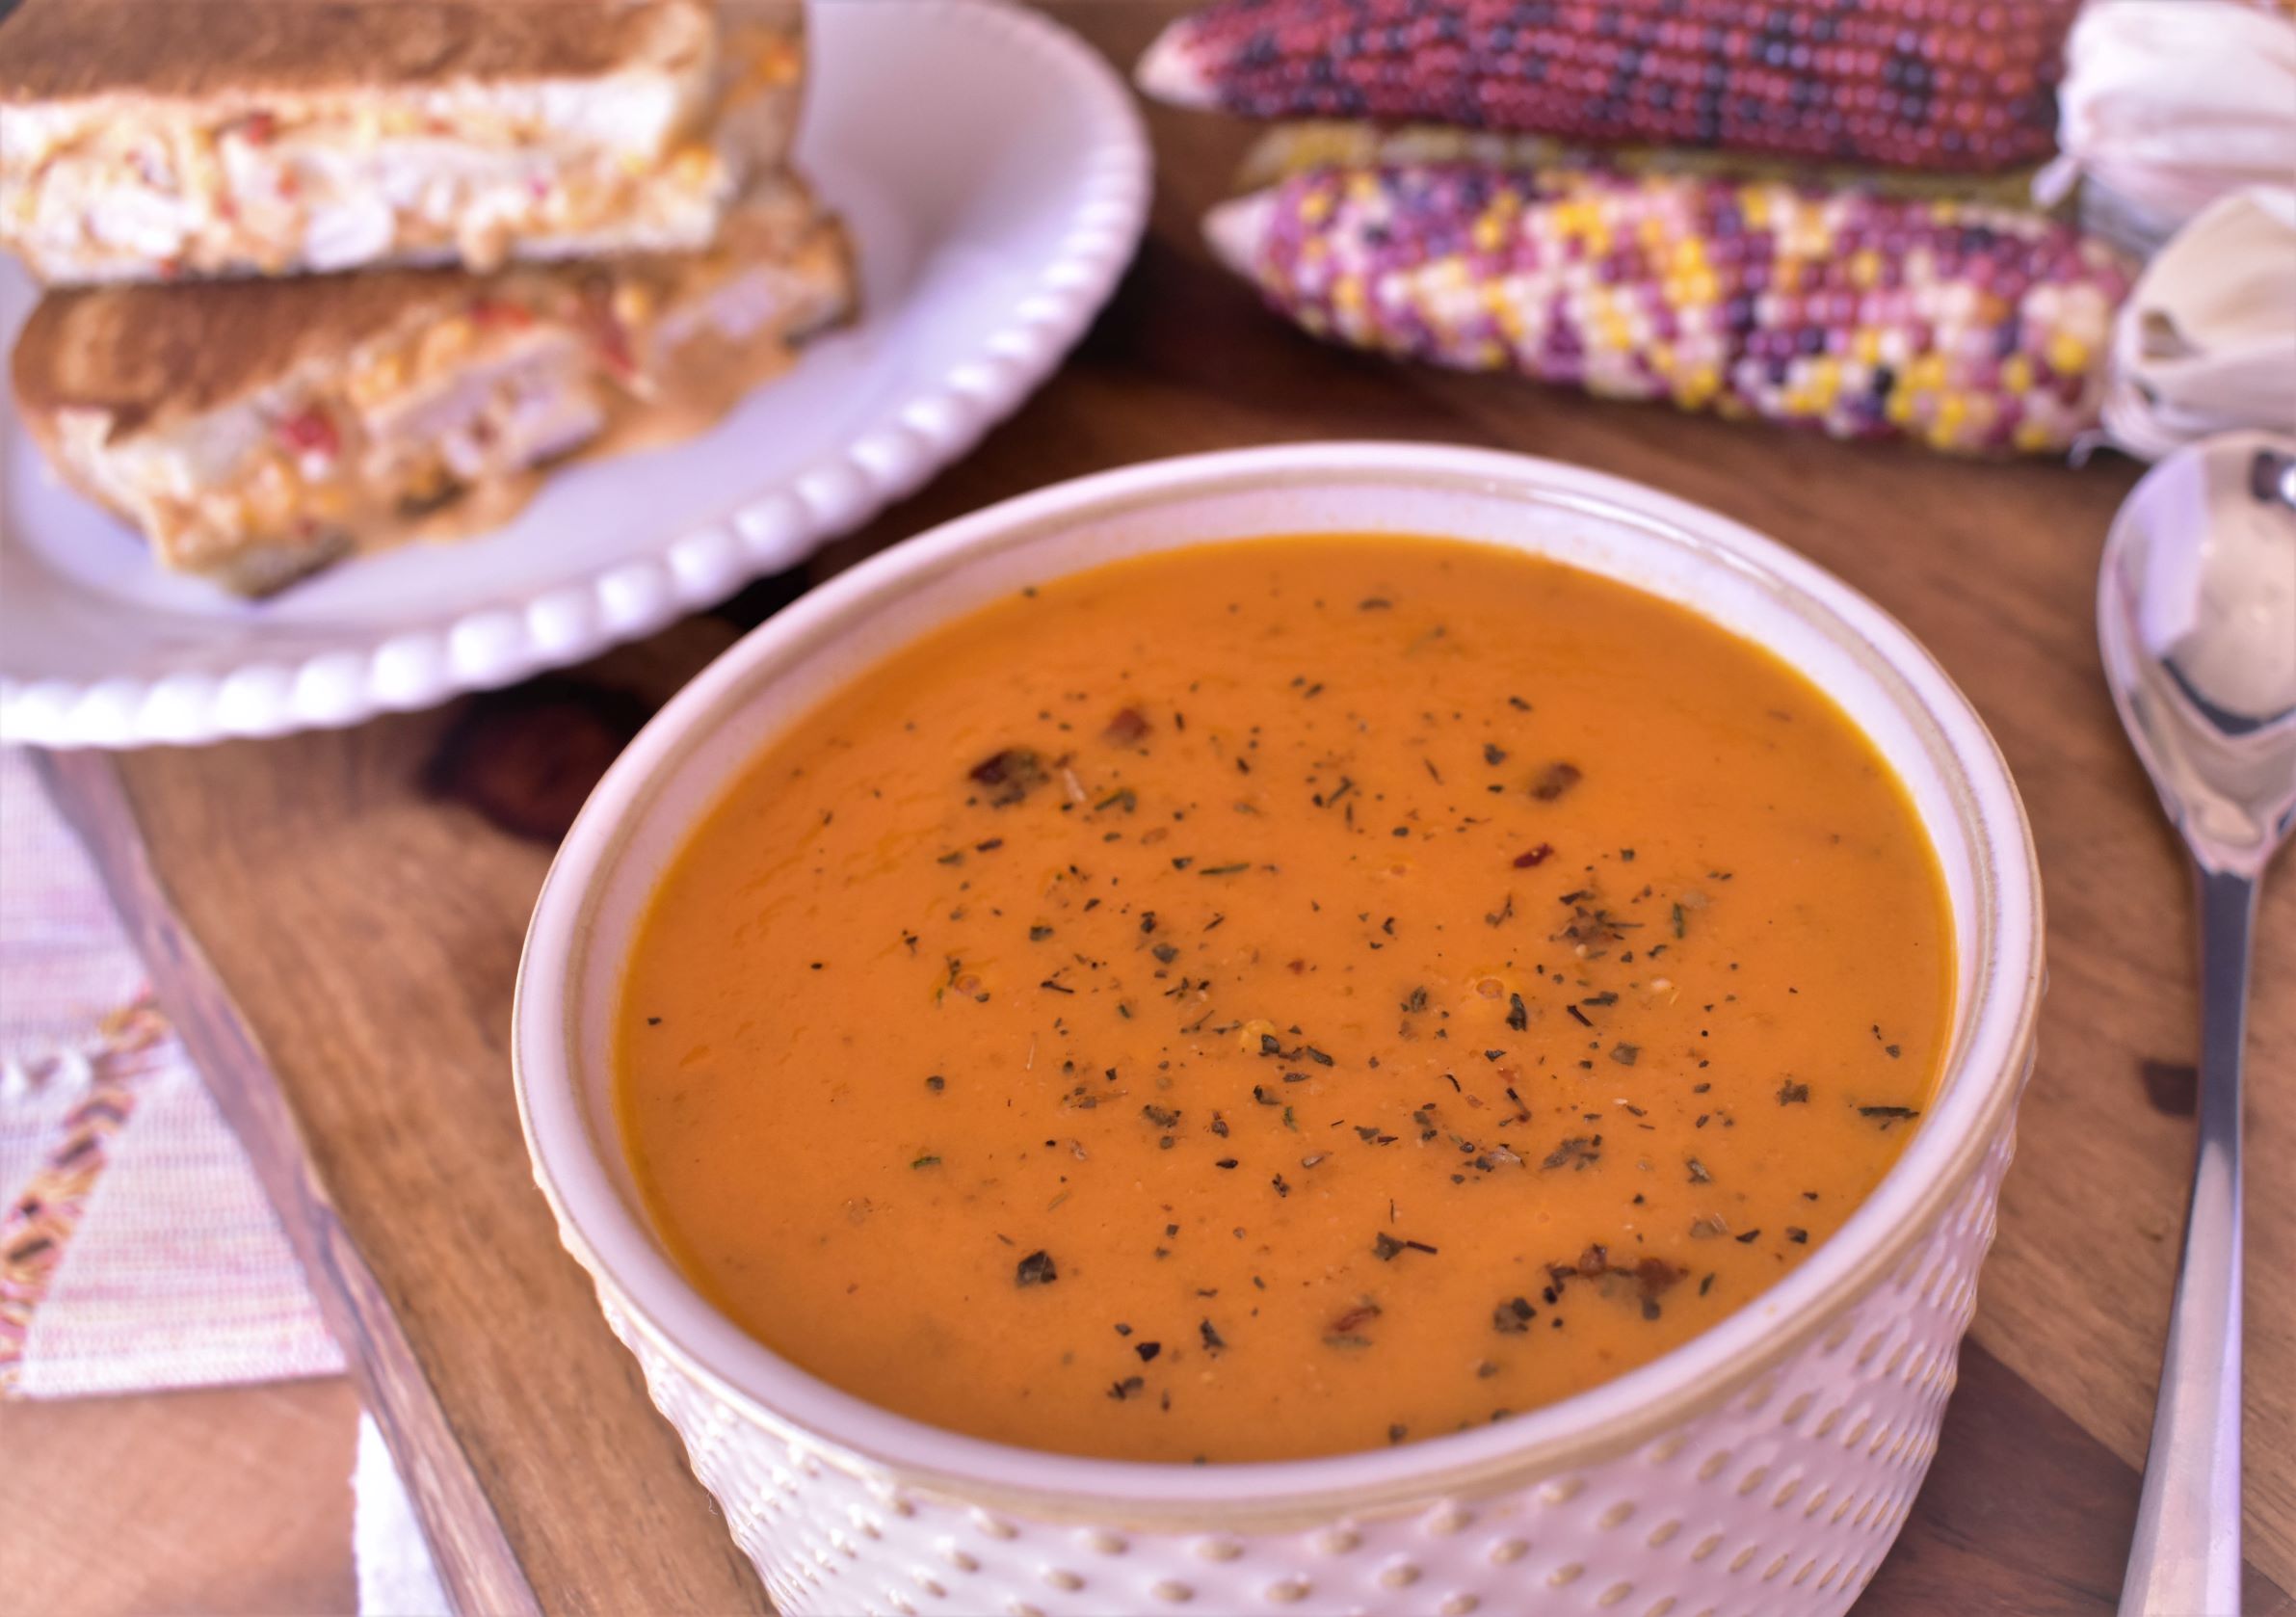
[0,748,445,1613]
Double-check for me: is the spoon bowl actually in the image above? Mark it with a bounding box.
[2099,433,2296,878]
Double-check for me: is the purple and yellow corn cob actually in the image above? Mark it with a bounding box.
[1205,163,2137,454]
[1233,119,2049,210]
[1140,0,2082,175]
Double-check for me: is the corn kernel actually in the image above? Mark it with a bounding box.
[345,350,409,411]
[415,317,475,376]
[611,283,657,329]
[2015,417,2060,453]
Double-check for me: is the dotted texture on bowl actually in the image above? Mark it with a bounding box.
[577,1111,2022,1617]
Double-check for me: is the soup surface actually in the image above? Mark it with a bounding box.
[617,536,1951,1463]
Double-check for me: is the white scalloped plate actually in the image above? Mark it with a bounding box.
[0,0,1148,749]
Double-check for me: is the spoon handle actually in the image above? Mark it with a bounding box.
[2120,865,2254,1617]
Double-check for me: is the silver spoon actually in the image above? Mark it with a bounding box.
[2099,430,2296,1617]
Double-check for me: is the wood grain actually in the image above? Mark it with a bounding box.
[26,5,2293,1611]
[0,1379,358,1617]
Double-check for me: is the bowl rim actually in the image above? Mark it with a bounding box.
[514,440,2044,1523]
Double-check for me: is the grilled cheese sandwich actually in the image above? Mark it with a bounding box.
[0,0,806,283]
[13,175,856,594]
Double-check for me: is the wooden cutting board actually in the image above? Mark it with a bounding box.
[35,8,2296,1612]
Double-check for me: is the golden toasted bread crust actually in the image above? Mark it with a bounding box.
[10,174,831,442]
[0,0,716,104]
[12,269,478,437]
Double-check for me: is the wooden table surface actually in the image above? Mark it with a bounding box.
[24,7,2295,1613]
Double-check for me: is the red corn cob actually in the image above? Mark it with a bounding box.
[1140,0,2082,175]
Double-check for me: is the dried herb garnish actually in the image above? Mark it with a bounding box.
[1136,1340,1162,1362]
[910,1154,940,1168]
[1786,1228,1809,1244]
[1734,1229,1763,1244]
[1530,761,1583,801]
[1565,1003,1593,1027]
[1201,862,1251,877]
[1686,1158,1711,1183]
[1015,1250,1058,1286]
[969,748,1045,806]
[1492,1296,1536,1334]
[1513,843,1553,868]
[1484,743,1509,765]
[1103,707,1150,745]
[1199,1318,1226,1354]
[1109,1376,1146,1400]
[1507,993,1528,1031]
[1859,1105,1920,1122]
[1542,1136,1599,1171]
[925,1075,945,1092]
[1779,1080,1809,1105]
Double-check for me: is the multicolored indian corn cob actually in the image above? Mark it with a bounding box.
[1206,163,2137,453]
[1140,0,2082,174]
[1232,119,2048,207]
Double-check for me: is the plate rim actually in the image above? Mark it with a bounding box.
[0,0,1151,751]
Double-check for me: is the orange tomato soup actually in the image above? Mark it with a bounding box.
[616,536,1951,1463]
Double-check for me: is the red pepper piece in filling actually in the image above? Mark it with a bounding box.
[275,406,340,460]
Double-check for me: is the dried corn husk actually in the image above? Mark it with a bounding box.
[2100,188,2296,461]
[2038,0,2296,253]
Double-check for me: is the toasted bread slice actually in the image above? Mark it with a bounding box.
[0,0,806,284]
[13,173,856,596]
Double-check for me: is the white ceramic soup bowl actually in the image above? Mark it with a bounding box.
[515,441,2042,1617]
